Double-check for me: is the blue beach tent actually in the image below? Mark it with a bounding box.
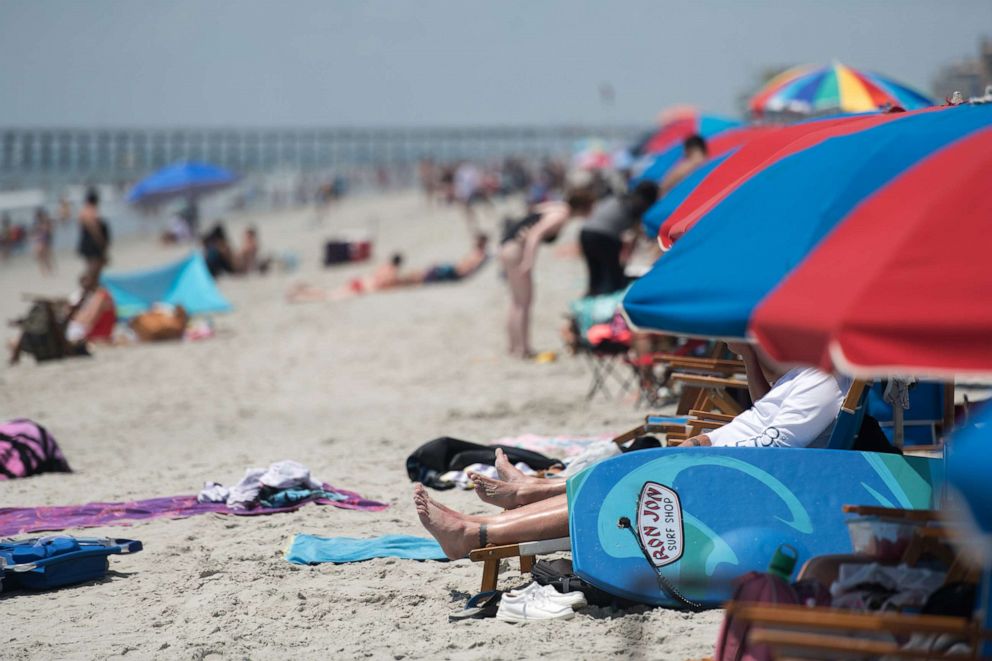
[101,253,231,319]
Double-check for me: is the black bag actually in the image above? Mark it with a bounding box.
[531,558,636,608]
[18,302,67,363]
[323,240,351,266]
[406,437,561,489]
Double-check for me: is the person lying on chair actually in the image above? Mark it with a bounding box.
[414,342,847,559]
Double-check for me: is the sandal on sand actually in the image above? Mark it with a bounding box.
[449,590,502,621]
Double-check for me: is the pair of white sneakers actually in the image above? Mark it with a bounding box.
[495,582,587,623]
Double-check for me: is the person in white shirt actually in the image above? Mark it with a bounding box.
[414,342,849,558]
[684,342,847,449]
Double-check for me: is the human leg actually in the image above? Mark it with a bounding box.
[601,237,626,293]
[415,486,569,559]
[500,243,533,357]
[579,229,605,296]
[469,472,567,509]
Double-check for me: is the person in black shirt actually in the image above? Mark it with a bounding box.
[77,188,111,276]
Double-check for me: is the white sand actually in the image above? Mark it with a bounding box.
[1,192,721,660]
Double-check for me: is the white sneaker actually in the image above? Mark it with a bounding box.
[496,590,575,623]
[507,582,587,609]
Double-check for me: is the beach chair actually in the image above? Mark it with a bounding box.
[581,337,637,400]
[728,604,989,659]
[469,416,689,592]
[867,381,956,451]
[655,342,749,415]
[668,379,871,448]
[468,380,872,592]
[723,506,987,660]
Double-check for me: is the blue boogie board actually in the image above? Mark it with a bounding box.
[567,447,942,607]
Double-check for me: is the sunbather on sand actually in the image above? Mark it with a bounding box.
[417,343,847,559]
[398,234,489,285]
[287,235,490,302]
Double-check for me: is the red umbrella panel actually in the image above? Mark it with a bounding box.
[751,125,992,377]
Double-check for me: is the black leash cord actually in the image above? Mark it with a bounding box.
[618,516,704,612]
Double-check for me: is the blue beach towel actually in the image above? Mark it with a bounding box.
[285,534,447,564]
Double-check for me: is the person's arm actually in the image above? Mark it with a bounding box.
[728,341,772,403]
[518,207,567,273]
[705,369,842,448]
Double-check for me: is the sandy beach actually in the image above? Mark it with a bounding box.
[1,192,721,660]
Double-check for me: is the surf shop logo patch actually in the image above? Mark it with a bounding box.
[636,482,684,568]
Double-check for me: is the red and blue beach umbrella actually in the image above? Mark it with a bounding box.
[640,124,778,236]
[623,104,992,376]
[750,62,934,117]
[750,119,992,377]
[631,110,743,183]
[656,110,918,248]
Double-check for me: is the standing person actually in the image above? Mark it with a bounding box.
[77,188,111,276]
[0,214,12,260]
[454,161,485,234]
[57,196,73,225]
[32,207,55,275]
[578,181,659,296]
[499,188,595,358]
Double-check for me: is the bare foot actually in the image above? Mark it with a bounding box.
[469,472,524,509]
[414,484,486,522]
[469,472,567,509]
[494,448,538,483]
[413,486,480,559]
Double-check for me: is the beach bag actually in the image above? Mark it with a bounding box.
[406,437,561,489]
[714,571,800,661]
[18,301,66,362]
[323,241,351,266]
[531,558,635,608]
[129,306,188,342]
[0,536,141,592]
[0,419,71,480]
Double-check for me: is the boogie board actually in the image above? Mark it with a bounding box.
[567,447,942,607]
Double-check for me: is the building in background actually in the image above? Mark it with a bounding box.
[933,37,992,101]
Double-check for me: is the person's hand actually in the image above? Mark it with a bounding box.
[682,435,711,447]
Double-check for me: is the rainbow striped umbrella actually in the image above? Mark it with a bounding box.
[750,62,934,117]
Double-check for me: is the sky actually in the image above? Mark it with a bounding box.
[0,0,989,127]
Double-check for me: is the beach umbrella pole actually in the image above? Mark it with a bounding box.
[981,568,992,658]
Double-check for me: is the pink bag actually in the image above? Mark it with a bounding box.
[713,571,799,661]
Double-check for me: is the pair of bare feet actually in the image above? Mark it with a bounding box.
[413,449,565,559]
[467,448,565,509]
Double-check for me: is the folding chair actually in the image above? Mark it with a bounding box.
[581,339,636,401]
[867,380,957,451]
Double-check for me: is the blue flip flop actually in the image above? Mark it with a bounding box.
[449,590,502,621]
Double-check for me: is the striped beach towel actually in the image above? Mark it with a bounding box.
[0,419,71,480]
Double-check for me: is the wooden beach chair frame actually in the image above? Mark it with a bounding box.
[724,503,986,659]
